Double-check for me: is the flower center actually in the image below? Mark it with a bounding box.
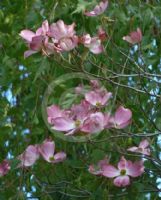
[96,102,101,107]
[138,147,143,152]
[75,120,81,127]
[120,169,126,176]
[49,156,54,161]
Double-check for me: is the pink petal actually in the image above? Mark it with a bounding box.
[102,165,120,178]
[101,92,112,105]
[67,22,76,37]
[19,30,35,42]
[49,20,75,40]
[85,90,111,106]
[81,34,92,45]
[85,91,99,106]
[104,113,110,128]
[65,129,77,136]
[18,145,39,167]
[71,100,91,119]
[47,105,64,124]
[130,28,142,43]
[98,156,109,168]
[59,37,77,51]
[53,152,66,163]
[84,0,108,17]
[123,28,142,44]
[136,28,142,41]
[139,139,149,149]
[36,27,43,36]
[44,42,56,55]
[39,140,55,162]
[122,36,133,44]
[127,146,150,156]
[89,38,104,54]
[128,140,150,156]
[113,175,130,187]
[42,20,49,34]
[81,112,105,133]
[30,35,43,51]
[24,50,37,58]
[98,27,107,41]
[118,156,127,170]
[84,11,96,17]
[142,148,151,156]
[127,160,144,177]
[114,106,132,129]
[0,160,10,177]
[52,117,75,132]
[56,20,68,38]
[127,146,138,152]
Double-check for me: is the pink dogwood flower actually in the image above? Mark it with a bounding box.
[20,20,50,58]
[38,139,66,163]
[51,100,90,135]
[18,145,40,167]
[81,34,104,54]
[107,106,132,129]
[51,99,109,135]
[52,112,108,135]
[85,89,112,107]
[49,20,78,52]
[123,28,142,44]
[81,112,108,134]
[88,157,109,175]
[127,139,150,156]
[0,160,10,177]
[84,0,108,17]
[102,156,144,187]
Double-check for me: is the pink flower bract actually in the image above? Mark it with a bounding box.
[84,0,108,17]
[107,106,132,129]
[38,139,66,163]
[127,139,150,156]
[18,145,40,167]
[123,28,142,44]
[81,34,104,54]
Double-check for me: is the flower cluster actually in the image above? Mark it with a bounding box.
[17,0,146,189]
[20,0,142,59]
[47,80,132,136]
[17,139,66,167]
[20,20,107,58]
[89,156,144,187]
